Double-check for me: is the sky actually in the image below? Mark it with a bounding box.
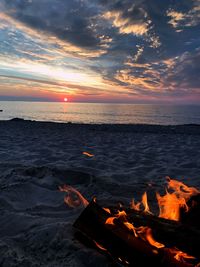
[0,0,200,103]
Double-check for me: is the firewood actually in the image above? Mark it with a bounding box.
[73,200,200,267]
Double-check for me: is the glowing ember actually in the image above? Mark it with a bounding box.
[82,151,94,157]
[93,240,107,252]
[59,185,89,208]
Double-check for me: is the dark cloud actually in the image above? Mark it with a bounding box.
[167,49,200,89]
[2,0,105,48]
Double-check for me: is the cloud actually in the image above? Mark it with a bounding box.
[1,1,99,47]
[133,46,144,61]
[167,10,185,29]
[103,9,149,36]
[0,0,200,102]
[115,48,200,95]
[0,12,108,58]
[166,49,200,89]
[167,1,200,30]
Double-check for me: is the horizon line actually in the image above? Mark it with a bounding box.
[0,99,200,105]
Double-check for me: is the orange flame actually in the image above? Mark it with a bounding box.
[106,209,165,249]
[136,226,164,249]
[105,210,127,225]
[174,251,195,262]
[130,199,141,211]
[156,177,199,221]
[105,217,116,225]
[169,248,196,263]
[123,221,164,249]
[103,207,111,214]
[82,151,94,157]
[59,185,89,208]
[59,178,199,265]
[123,221,138,237]
[141,192,152,214]
[131,192,152,214]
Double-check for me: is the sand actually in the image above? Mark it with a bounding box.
[0,119,200,267]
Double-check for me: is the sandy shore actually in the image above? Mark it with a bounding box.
[0,120,200,267]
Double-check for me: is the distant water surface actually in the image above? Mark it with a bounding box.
[0,101,200,125]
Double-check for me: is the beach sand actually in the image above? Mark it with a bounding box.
[0,120,200,267]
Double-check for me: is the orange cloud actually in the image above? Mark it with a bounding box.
[115,68,161,92]
[103,10,149,36]
[167,10,185,28]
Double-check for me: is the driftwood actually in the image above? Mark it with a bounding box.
[73,200,200,267]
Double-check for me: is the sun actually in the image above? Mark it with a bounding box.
[64,97,68,102]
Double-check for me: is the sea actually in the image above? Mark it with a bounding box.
[0,101,200,125]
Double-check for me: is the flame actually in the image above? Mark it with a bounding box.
[123,221,164,249]
[106,209,164,249]
[141,192,152,214]
[169,248,196,263]
[123,222,138,237]
[167,177,200,199]
[59,185,89,208]
[156,191,187,221]
[136,226,164,249]
[130,199,140,211]
[105,210,127,225]
[83,151,94,157]
[59,178,199,265]
[105,217,116,225]
[156,177,199,221]
[105,208,197,262]
[131,192,152,214]
[174,251,195,262]
[103,207,111,214]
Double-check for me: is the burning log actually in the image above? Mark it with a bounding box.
[73,200,200,267]
[59,178,200,266]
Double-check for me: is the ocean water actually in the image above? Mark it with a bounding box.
[0,101,200,125]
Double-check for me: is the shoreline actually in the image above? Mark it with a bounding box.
[0,118,200,135]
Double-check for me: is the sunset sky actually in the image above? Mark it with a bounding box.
[0,0,200,103]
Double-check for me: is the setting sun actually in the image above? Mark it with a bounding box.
[64,97,68,102]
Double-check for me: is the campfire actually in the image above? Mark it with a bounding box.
[59,177,200,267]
